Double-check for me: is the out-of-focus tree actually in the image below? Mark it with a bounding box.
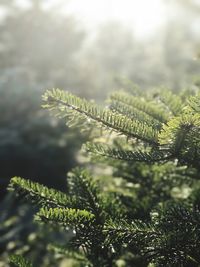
[81,22,141,99]
[0,0,87,196]
[159,20,199,89]
[0,0,85,91]
[84,11,200,93]
[160,0,200,89]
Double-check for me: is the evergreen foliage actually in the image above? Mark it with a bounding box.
[9,254,33,267]
[8,86,200,266]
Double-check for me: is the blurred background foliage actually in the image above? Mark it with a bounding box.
[0,0,200,266]
[0,0,87,196]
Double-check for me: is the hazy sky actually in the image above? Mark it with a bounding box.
[62,0,167,38]
[15,0,171,38]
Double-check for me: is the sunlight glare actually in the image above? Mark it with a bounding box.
[65,0,166,38]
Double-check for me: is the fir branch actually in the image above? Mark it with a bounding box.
[186,93,200,114]
[67,168,103,223]
[150,204,200,266]
[8,177,71,208]
[9,255,33,267]
[35,207,95,228]
[84,142,168,162]
[42,89,159,145]
[109,91,168,123]
[109,99,162,129]
[7,88,200,267]
[157,90,183,115]
[104,219,158,247]
[159,114,200,163]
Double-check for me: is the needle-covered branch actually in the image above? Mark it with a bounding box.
[42,89,159,145]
